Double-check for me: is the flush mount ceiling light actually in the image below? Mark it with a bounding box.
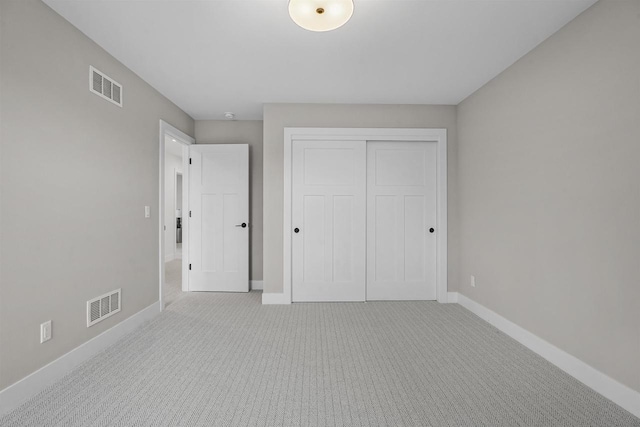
[289,0,354,32]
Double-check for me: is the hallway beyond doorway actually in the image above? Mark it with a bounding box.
[164,259,183,307]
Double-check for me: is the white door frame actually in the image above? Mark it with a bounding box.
[283,127,448,304]
[159,120,194,311]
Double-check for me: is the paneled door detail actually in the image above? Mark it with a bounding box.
[367,142,437,300]
[189,144,249,292]
[292,140,366,302]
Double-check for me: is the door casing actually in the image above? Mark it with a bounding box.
[282,128,448,305]
[159,120,194,311]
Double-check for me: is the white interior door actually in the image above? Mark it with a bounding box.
[367,142,437,300]
[189,144,249,292]
[292,140,366,302]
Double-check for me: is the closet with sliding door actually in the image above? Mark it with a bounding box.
[285,128,447,303]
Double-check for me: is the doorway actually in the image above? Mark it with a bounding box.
[159,120,194,310]
[164,138,184,306]
[175,172,183,259]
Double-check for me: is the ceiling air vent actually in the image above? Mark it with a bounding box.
[90,66,123,107]
[87,289,121,327]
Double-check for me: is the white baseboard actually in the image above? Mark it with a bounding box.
[261,292,291,305]
[250,280,264,291]
[456,293,640,419]
[261,291,455,305]
[0,302,160,416]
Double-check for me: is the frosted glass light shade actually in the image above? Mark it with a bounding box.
[289,0,354,32]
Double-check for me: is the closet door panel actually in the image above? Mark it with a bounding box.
[292,140,366,302]
[367,142,437,300]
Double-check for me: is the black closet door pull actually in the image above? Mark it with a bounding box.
[429,228,435,233]
[236,223,247,228]
[294,228,300,233]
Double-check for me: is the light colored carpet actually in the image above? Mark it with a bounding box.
[2,292,638,426]
[164,259,183,307]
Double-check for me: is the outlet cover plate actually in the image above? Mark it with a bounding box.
[40,320,52,343]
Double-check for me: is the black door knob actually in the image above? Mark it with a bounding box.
[429,228,435,233]
[236,223,247,228]
[294,228,300,233]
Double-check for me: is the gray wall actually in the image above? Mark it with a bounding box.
[262,104,458,294]
[457,0,640,393]
[0,0,194,390]
[195,120,263,281]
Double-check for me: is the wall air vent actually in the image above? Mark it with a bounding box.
[90,66,123,107]
[87,288,121,327]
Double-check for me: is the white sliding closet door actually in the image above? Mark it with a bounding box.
[292,140,366,302]
[367,142,437,300]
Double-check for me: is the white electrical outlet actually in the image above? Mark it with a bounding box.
[144,206,151,218]
[40,320,52,343]
[470,275,476,287]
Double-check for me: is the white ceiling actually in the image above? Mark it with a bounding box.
[44,0,596,120]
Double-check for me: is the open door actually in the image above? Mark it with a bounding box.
[188,144,249,292]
